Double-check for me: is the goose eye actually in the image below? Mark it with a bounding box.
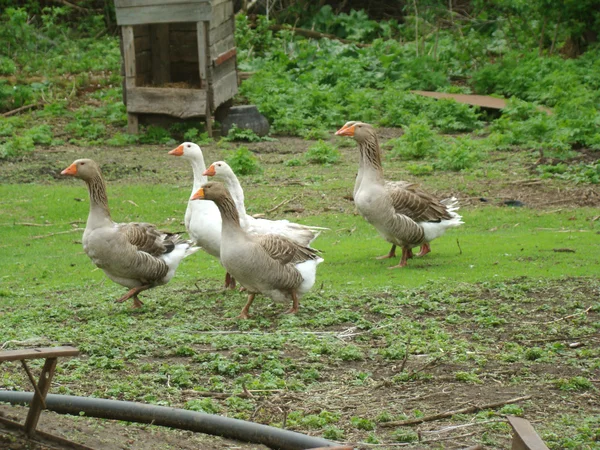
[80,162,85,165]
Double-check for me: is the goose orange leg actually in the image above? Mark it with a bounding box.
[376,244,397,260]
[284,291,300,315]
[237,293,255,319]
[388,246,412,269]
[224,272,236,290]
[417,243,431,257]
[116,285,150,308]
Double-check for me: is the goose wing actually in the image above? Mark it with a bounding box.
[386,181,452,222]
[256,234,321,265]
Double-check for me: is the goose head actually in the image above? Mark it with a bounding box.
[203,161,234,179]
[191,181,230,203]
[168,142,204,160]
[335,121,376,144]
[61,158,101,181]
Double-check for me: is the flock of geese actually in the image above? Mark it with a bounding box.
[60,121,463,318]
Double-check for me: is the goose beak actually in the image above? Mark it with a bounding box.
[169,145,184,156]
[203,165,216,176]
[61,163,78,176]
[191,187,205,201]
[335,123,355,137]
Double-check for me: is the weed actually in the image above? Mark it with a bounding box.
[350,416,376,431]
[226,146,261,175]
[554,376,595,392]
[304,140,341,165]
[387,119,440,160]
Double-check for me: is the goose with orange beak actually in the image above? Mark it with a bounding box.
[191,182,323,319]
[168,142,236,289]
[61,158,198,307]
[335,121,463,268]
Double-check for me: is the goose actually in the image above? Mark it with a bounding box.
[335,121,463,268]
[191,182,323,319]
[203,160,326,246]
[61,159,199,308]
[168,142,235,289]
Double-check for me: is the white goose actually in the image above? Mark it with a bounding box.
[203,161,326,246]
[191,182,323,319]
[168,142,234,288]
[335,121,463,268]
[61,159,199,308]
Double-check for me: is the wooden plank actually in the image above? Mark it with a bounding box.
[197,20,207,82]
[411,90,553,115]
[132,24,149,36]
[150,24,171,85]
[115,3,212,26]
[213,47,236,66]
[127,86,207,118]
[210,34,235,59]
[212,56,235,81]
[210,19,234,46]
[203,20,213,136]
[211,1,233,26]
[170,44,199,63]
[170,30,199,46]
[122,26,139,133]
[508,416,550,450]
[134,34,151,52]
[0,346,79,362]
[212,69,238,108]
[115,0,209,8]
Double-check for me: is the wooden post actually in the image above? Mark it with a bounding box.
[199,21,213,137]
[23,357,58,436]
[122,25,139,134]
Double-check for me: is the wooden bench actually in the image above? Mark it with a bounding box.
[0,346,79,437]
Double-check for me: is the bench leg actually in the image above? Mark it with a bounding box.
[24,357,57,436]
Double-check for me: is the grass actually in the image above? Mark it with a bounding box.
[0,153,599,449]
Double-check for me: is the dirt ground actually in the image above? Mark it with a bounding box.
[1,136,599,449]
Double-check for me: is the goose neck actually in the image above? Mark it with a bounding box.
[85,173,112,228]
[189,157,208,195]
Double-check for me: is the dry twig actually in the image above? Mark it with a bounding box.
[32,228,84,239]
[380,395,532,427]
[265,195,299,214]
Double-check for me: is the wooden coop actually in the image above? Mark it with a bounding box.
[114,0,239,136]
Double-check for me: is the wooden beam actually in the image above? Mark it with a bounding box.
[508,416,550,450]
[0,346,79,362]
[122,25,139,134]
[115,3,212,26]
[126,86,207,118]
[203,20,213,137]
[23,357,58,436]
[213,47,236,66]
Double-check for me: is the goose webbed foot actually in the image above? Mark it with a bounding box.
[376,244,397,260]
[417,243,431,257]
[388,247,411,269]
[283,292,300,315]
[116,285,150,306]
[232,293,255,320]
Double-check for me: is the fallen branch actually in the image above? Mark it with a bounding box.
[421,418,505,435]
[15,222,53,227]
[541,305,592,325]
[264,195,299,214]
[267,24,371,48]
[32,228,84,239]
[380,395,532,427]
[422,430,477,444]
[2,103,41,117]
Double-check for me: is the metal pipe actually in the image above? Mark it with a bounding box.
[0,391,338,450]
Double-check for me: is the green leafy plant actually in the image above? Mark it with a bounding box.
[387,119,441,160]
[304,140,340,165]
[226,146,261,175]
